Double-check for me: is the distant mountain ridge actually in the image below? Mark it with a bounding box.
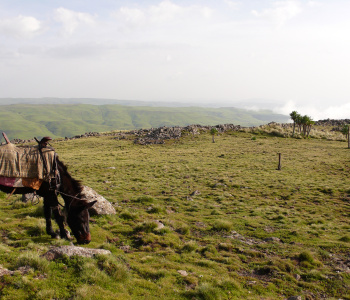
[0,102,289,140]
[0,98,203,107]
[0,97,278,109]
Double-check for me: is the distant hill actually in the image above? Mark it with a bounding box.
[0,103,289,140]
[0,97,197,107]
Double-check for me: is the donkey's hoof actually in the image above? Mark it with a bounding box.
[51,233,59,239]
[60,229,72,240]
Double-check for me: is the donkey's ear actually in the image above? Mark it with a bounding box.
[86,200,97,208]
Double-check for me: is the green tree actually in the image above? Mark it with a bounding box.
[300,115,314,137]
[289,111,299,136]
[210,127,218,143]
[341,124,349,139]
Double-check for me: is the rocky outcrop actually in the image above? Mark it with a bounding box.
[42,246,111,260]
[81,185,116,216]
[0,265,32,276]
[66,132,101,140]
[133,124,243,145]
[5,119,349,146]
[315,119,350,127]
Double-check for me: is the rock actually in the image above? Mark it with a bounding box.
[264,237,281,243]
[178,270,188,276]
[293,274,301,281]
[22,193,35,203]
[190,190,200,196]
[154,220,165,229]
[0,265,12,276]
[0,265,31,276]
[42,246,111,261]
[287,296,302,300]
[80,185,116,215]
[119,245,131,253]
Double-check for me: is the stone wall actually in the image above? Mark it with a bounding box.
[3,119,349,146]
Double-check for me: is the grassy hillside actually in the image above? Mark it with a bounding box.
[0,104,289,140]
[0,127,349,299]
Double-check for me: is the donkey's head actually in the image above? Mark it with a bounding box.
[66,200,97,244]
[56,158,97,244]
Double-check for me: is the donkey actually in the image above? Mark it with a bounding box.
[0,157,96,244]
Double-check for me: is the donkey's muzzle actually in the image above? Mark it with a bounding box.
[77,233,91,244]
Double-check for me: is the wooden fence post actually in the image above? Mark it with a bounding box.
[2,132,10,144]
[277,153,282,170]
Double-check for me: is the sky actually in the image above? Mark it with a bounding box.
[0,0,349,119]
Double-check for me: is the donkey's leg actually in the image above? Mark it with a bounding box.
[52,205,71,240]
[43,196,59,239]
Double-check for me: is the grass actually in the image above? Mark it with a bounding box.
[0,126,349,299]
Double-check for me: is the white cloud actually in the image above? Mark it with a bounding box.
[118,7,145,24]
[252,0,302,25]
[307,1,321,8]
[115,0,212,27]
[224,0,240,10]
[0,15,41,38]
[274,100,350,120]
[54,7,96,35]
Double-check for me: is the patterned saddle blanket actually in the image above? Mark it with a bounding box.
[0,143,56,190]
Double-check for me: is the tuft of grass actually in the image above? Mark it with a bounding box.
[134,221,159,233]
[16,251,50,273]
[119,210,137,220]
[339,236,350,243]
[298,251,322,268]
[211,220,232,232]
[95,254,129,282]
[134,195,155,204]
[182,240,199,253]
[186,283,222,300]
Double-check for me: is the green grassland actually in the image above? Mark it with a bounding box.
[0,104,289,140]
[0,126,349,299]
